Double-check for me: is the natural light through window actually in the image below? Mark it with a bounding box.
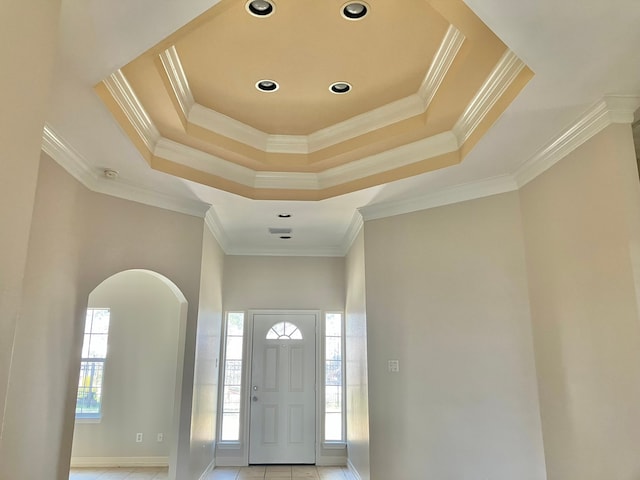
[220,312,245,442]
[76,308,110,419]
[324,312,344,442]
[266,321,303,340]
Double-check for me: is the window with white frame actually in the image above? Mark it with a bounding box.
[220,312,245,442]
[76,308,110,419]
[324,312,344,442]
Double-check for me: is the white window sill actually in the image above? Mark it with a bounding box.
[322,441,346,450]
[217,442,242,450]
[75,418,101,424]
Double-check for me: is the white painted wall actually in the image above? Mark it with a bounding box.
[363,192,546,480]
[0,0,61,456]
[71,270,183,462]
[344,229,370,480]
[1,155,221,480]
[520,124,640,480]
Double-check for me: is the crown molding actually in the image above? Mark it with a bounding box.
[163,26,464,155]
[159,45,195,118]
[514,95,640,187]
[42,125,210,218]
[318,131,459,188]
[359,175,518,221]
[418,24,466,109]
[204,208,232,253]
[453,50,526,144]
[154,137,256,186]
[253,172,319,190]
[103,70,161,152]
[225,244,345,257]
[339,211,364,255]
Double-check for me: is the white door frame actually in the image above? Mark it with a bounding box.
[243,310,322,465]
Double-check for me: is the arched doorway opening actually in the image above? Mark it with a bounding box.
[69,269,187,480]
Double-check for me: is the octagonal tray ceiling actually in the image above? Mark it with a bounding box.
[96,0,532,200]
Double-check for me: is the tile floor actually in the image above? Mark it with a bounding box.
[69,465,354,480]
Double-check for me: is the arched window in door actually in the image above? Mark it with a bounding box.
[265,321,303,340]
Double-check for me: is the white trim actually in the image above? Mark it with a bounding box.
[198,459,215,480]
[164,28,465,154]
[70,456,169,468]
[418,24,466,109]
[254,171,320,190]
[159,46,195,119]
[225,244,345,257]
[340,211,364,255]
[514,95,640,187]
[347,459,364,480]
[359,175,518,221]
[453,50,526,145]
[189,103,270,151]
[102,70,161,152]
[318,131,458,188]
[41,125,210,218]
[204,208,232,253]
[154,137,256,187]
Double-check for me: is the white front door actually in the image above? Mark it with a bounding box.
[249,313,316,464]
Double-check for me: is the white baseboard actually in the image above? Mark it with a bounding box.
[198,459,216,480]
[70,456,169,468]
[347,459,363,480]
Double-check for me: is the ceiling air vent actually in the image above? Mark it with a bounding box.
[268,227,292,235]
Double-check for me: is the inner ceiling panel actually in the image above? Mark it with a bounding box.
[175,0,450,135]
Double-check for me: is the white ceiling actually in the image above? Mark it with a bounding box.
[48,0,640,255]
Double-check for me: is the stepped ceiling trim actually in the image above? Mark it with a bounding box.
[96,0,534,200]
[162,24,466,154]
[43,95,640,254]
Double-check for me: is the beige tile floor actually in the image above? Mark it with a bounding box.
[70,465,353,480]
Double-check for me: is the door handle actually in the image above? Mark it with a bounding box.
[252,395,259,402]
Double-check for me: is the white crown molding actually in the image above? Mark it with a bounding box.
[204,208,231,253]
[163,26,464,154]
[103,70,161,152]
[154,137,256,186]
[453,50,526,145]
[189,103,270,150]
[253,172,320,189]
[225,244,345,257]
[42,125,210,218]
[359,174,518,221]
[154,130,459,191]
[159,45,195,118]
[318,131,459,188]
[418,24,466,109]
[514,95,640,187]
[340,211,364,255]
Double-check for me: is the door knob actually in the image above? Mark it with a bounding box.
[252,395,259,402]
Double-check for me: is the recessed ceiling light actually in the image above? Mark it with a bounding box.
[280,236,292,239]
[341,2,368,20]
[246,0,274,17]
[256,79,279,92]
[278,213,292,218]
[330,82,352,94]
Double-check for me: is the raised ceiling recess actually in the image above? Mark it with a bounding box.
[96,0,533,201]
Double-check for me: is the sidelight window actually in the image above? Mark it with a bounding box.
[220,312,245,442]
[324,312,344,442]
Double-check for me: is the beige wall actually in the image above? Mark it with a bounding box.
[220,255,346,465]
[181,228,225,479]
[1,155,221,480]
[0,0,61,446]
[71,270,184,461]
[344,229,370,480]
[520,124,640,480]
[223,255,345,311]
[363,192,546,480]
[0,154,84,480]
